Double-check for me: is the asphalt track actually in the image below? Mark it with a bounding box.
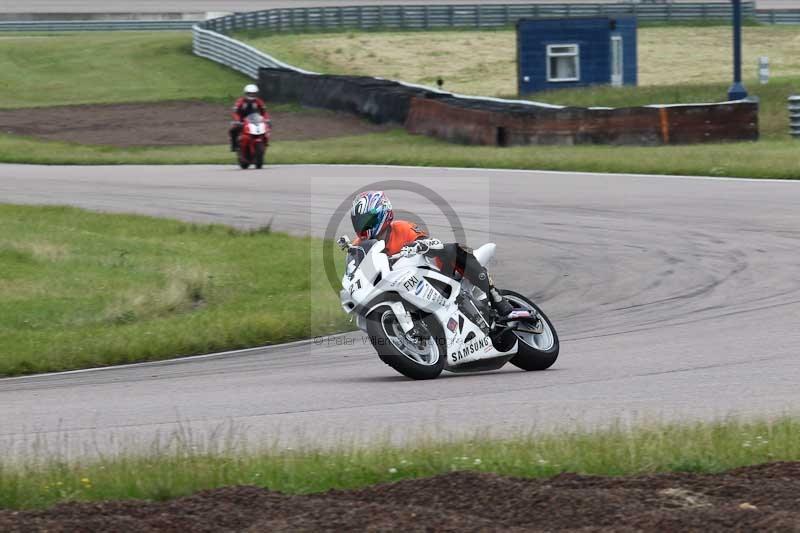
[1,164,799,459]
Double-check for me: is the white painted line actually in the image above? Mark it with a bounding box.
[288,164,800,184]
[0,333,354,383]
[4,163,795,184]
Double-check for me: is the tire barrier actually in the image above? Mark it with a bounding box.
[790,95,800,138]
[259,68,759,146]
[258,68,445,124]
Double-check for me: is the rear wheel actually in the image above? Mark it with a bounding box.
[502,290,559,371]
[254,142,265,169]
[365,301,445,380]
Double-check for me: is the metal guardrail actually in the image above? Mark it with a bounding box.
[193,2,765,79]
[0,20,198,31]
[790,96,800,137]
[756,9,800,24]
[193,24,313,78]
[203,3,757,34]
[4,3,796,34]
[0,3,795,32]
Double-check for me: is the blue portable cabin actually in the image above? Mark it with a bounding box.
[517,17,637,95]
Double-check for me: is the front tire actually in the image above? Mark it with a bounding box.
[502,290,559,371]
[365,301,445,380]
[238,149,249,169]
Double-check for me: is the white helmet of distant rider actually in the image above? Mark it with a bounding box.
[244,84,259,100]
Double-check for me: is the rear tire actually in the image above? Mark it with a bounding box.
[254,143,265,169]
[365,301,445,380]
[501,290,559,371]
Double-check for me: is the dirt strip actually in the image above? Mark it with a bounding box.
[1,462,799,532]
[0,101,393,146]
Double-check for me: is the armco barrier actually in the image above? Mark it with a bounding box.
[193,2,763,80]
[1,3,793,33]
[756,9,800,24]
[0,19,198,31]
[259,68,759,146]
[193,25,313,79]
[203,3,758,34]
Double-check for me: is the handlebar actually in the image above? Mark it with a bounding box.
[337,236,442,260]
[389,239,444,260]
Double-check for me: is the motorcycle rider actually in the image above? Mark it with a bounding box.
[341,190,514,317]
[230,84,270,152]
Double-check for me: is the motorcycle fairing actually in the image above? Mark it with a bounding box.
[340,239,519,369]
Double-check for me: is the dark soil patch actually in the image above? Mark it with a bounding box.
[2,462,800,532]
[0,101,393,147]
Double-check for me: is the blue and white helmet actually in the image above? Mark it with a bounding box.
[351,191,394,240]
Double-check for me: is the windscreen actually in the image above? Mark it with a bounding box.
[345,239,377,278]
[246,113,264,124]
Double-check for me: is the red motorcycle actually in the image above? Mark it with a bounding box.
[237,113,271,169]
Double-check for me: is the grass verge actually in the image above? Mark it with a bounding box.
[1,416,798,509]
[0,204,349,376]
[0,32,248,108]
[2,131,799,179]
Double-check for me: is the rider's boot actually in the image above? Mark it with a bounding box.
[477,268,513,318]
[489,287,514,317]
[229,130,239,152]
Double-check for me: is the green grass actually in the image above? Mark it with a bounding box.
[0,32,248,108]
[0,205,349,376]
[2,130,799,179]
[1,416,799,509]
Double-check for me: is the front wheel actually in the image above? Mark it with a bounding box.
[237,148,249,169]
[502,290,559,371]
[365,301,445,380]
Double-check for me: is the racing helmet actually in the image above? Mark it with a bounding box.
[244,84,259,100]
[351,191,394,240]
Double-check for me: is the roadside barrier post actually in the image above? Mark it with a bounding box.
[758,56,769,85]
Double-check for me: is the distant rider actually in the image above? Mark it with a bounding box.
[340,190,514,317]
[230,84,270,152]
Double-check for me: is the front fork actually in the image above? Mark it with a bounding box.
[385,301,415,333]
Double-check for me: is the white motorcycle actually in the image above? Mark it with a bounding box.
[339,237,559,380]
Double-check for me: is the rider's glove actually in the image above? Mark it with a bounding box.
[337,235,351,250]
[412,239,444,255]
[399,243,420,257]
[399,239,443,257]
[418,238,443,251]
